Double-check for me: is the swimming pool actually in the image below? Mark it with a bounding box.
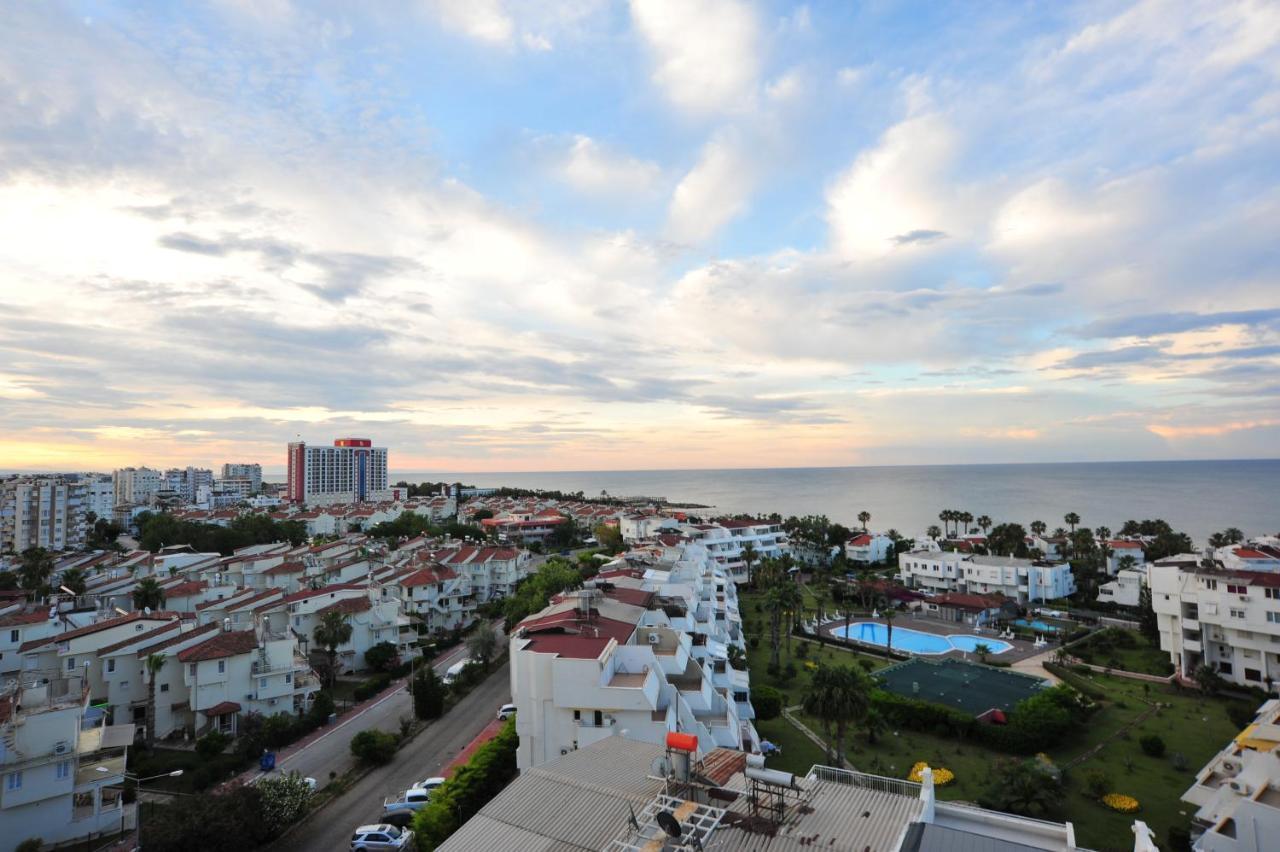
[1013,618,1059,632]
[834,622,1014,655]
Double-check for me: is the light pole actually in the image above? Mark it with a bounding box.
[95,766,183,850]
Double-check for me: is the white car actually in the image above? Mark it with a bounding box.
[350,824,413,851]
[411,776,446,793]
[382,788,432,814]
[497,703,516,721]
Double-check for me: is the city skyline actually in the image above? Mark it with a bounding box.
[2,1,1278,473]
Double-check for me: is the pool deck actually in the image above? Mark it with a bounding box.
[818,613,1050,665]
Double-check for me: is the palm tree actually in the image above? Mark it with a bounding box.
[813,581,829,624]
[466,620,499,670]
[802,665,870,766]
[938,510,951,538]
[926,525,942,540]
[1064,512,1080,534]
[882,604,897,656]
[1095,526,1112,574]
[741,542,759,588]
[779,581,804,656]
[974,642,992,664]
[133,577,166,611]
[1117,554,1138,573]
[764,586,787,669]
[1030,520,1047,537]
[314,610,354,686]
[861,706,887,745]
[977,515,992,535]
[144,652,166,746]
[857,510,871,532]
[60,567,87,596]
[960,512,974,535]
[18,547,54,599]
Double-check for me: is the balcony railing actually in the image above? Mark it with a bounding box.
[807,765,922,798]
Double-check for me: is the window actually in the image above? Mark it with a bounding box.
[1230,609,1246,619]
[1268,612,1280,624]
[66,657,76,671]
[1267,588,1280,600]
[56,760,70,780]
[217,660,225,674]
[1219,661,1234,675]
[259,678,267,688]
[1228,584,1248,595]
[1205,579,1219,590]
[1246,668,1262,682]
[107,659,115,673]
[189,663,197,676]
[6,771,21,791]
[285,673,292,683]
[160,683,169,692]
[8,630,17,643]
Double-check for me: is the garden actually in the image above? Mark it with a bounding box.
[1068,627,1174,677]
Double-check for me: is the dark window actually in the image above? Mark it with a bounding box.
[573,710,580,721]
[1246,668,1262,682]
[1219,661,1234,675]
[593,710,603,727]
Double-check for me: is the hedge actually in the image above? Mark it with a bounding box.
[1043,662,1109,700]
[413,719,518,850]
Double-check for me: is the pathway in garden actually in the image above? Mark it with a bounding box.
[1010,646,1061,684]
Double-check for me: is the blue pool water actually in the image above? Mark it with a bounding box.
[1013,619,1059,632]
[835,623,1013,655]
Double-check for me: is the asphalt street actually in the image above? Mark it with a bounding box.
[269,659,512,851]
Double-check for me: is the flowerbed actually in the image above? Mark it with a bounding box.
[1102,793,1140,813]
[907,762,955,786]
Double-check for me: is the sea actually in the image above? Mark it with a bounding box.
[396,459,1280,546]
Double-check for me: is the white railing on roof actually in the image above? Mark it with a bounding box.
[807,764,922,798]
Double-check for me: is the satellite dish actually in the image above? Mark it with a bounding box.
[144,606,151,615]
[656,811,682,839]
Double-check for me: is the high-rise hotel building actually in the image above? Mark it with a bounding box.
[286,438,390,505]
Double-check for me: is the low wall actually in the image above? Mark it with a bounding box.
[1063,655,1174,684]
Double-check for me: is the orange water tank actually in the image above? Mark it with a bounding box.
[666,732,698,752]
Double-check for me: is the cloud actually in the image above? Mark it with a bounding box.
[1148,419,1280,439]
[629,0,761,114]
[428,0,515,46]
[892,229,947,246]
[666,133,755,243]
[1056,345,1167,369]
[1072,309,1280,339]
[555,135,662,197]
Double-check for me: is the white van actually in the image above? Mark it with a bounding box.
[442,658,471,684]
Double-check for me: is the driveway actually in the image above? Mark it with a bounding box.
[267,660,512,851]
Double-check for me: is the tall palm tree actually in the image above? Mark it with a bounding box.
[1095,526,1112,574]
[763,586,787,669]
[813,581,829,624]
[926,525,942,540]
[313,610,354,686]
[802,665,870,766]
[857,511,871,532]
[1030,520,1047,538]
[60,567,88,596]
[133,577,166,611]
[18,547,54,600]
[938,510,951,538]
[1117,554,1138,572]
[881,604,897,656]
[778,582,804,657]
[740,541,759,588]
[977,515,992,535]
[960,512,974,535]
[144,653,166,747]
[1064,512,1080,534]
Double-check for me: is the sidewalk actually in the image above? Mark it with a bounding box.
[441,718,506,778]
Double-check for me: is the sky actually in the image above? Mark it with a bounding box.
[1,0,1278,475]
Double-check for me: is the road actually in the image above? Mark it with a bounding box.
[269,660,511,851]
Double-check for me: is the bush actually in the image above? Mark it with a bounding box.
[1167,825,1192,852]
[142,784,273,851]
[306,691,336,729]
[782,661,797,682]
[1139,734,1166,757]
[1083,767,1110,800]
[257,772,313,831]
[364,641,400,673]
[195,730,230,760]
[350,730,398,765]
[1171,752,1189,771]
[353,674,393,702]
[413,720,518,849]
[413,665,447,720]
[262,713,298,750]
[16,839,42,852]
[753,686,783,721]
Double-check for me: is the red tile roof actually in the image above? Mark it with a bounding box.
[135,622,220,658]
[204,701,241,716]
[1235,548,1274,559]
[399,566,459,587]
[98,621,181,655]
[19,612,179,652]
[1108,540,1143,549]
[0,610,53,628]
[262,561,306,576]
[162,581,207,598]
[318,597,372,616]
[933,593,1006,611]
[848,534,873,546]
[177,630,258,662]
[699,749,747,785]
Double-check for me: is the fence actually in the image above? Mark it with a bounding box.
[806,764,922,798]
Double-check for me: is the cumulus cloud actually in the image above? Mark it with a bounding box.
[555,135,662,197]
[629,0,761,114]
[666,133,756,244]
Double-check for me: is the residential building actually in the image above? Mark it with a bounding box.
[0,476,88,553]
[847,532,894,564]
[111,467,163,507]
[398,564,474,634]
[680,520,789,584]
[162,467,214,504]
[426,545,532,602]
[221,463,263,493]
[286,438,390,505]
[1181,698,1280,852]
[0,674,138,846]
[1106,540,1147,575]
[0,610,62,678]
[269,585,416,674]
[81,475,115,522]
[898,550,1076,603]
[480,509,568,545]
[510,543,757,772]
[1150,555,1280,688]
[1099,568,1146,608]
[439,734,1097,852]
[618,513,675,542]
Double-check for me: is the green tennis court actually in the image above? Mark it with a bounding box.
[876,658,1048,716]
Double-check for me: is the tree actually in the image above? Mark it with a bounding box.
[974,642,992,664]
[1064,512,1080,534]
[801,665,870,766]
[960,511,974,534]
[926,525,941,540]
[257,773,313,833]
[987,523,1029,558]
[1030,520,1047,537]
[467,621,499,670]
[1138,582,1158,641]
[350,729,397,765]
[977,515,992,535]
[938,510,952,538]
[752,685,783,721]
[763,586,787,669]
[882,605,897,656]
[145,652,166,747]
[133,576,166,611]
[1193,664,1222,696]
[18,547,54,599]
[740,542,759,588]
[313,611,353,687]
[857,510,871,531]
[1209,528,1245,548]
[861,706,887,745]
[593,523,624,554]
[545,515,579,549]
[412,663,447,719]
[978,758,1063,819]
[363,641,399,674]
[60,566,87,596]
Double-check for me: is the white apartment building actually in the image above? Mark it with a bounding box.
[680,520,789,584]
[0,476,88,553]
[618,514,676,542]
[112,467,163,507]
[81,476,115,522]
[511,544,756,771]
[398,564,474,634]
[1150,556,1280,688]
[286,438,390,505]
[1098,568,1146,608]
[427,545,532,602]
[1181,698,1280,852]
[0,674,137,847]
[0,611,62,678]
[847,533,894,564]
[221,463,263,493]
[1106,540,1147,575]
[269,585,416,674]
[897,550,1076,603]
[162,467,214,503]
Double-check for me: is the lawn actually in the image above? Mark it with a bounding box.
[1071,628,1174,677]
[739,588,1254,851]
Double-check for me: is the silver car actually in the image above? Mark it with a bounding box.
[351,824,414,851]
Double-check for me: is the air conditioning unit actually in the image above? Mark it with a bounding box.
[647,633,661,645]
[560,748,569,755]
[1229,779,1254,796]
[1222,758,1243,775]
[246,693,255,701]
[268,698,277,706]
[53,741,68,755]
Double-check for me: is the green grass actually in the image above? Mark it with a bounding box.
[1072,629,1174,677]
[741,589,1254,851]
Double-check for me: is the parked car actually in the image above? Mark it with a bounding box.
[350,824,413,851]
[411,776,446,793]
[497,703,516,721]
[383,810,415,829]
[382,788,432,814]
[442,658,471,684]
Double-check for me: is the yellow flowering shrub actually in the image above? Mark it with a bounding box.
[1102,793,1140,813]
[907,762,955,786]
[805,661,818,670]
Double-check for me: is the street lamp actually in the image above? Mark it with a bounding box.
[95,766,183,850]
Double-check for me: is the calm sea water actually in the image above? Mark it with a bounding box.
[397,460,1280,546]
